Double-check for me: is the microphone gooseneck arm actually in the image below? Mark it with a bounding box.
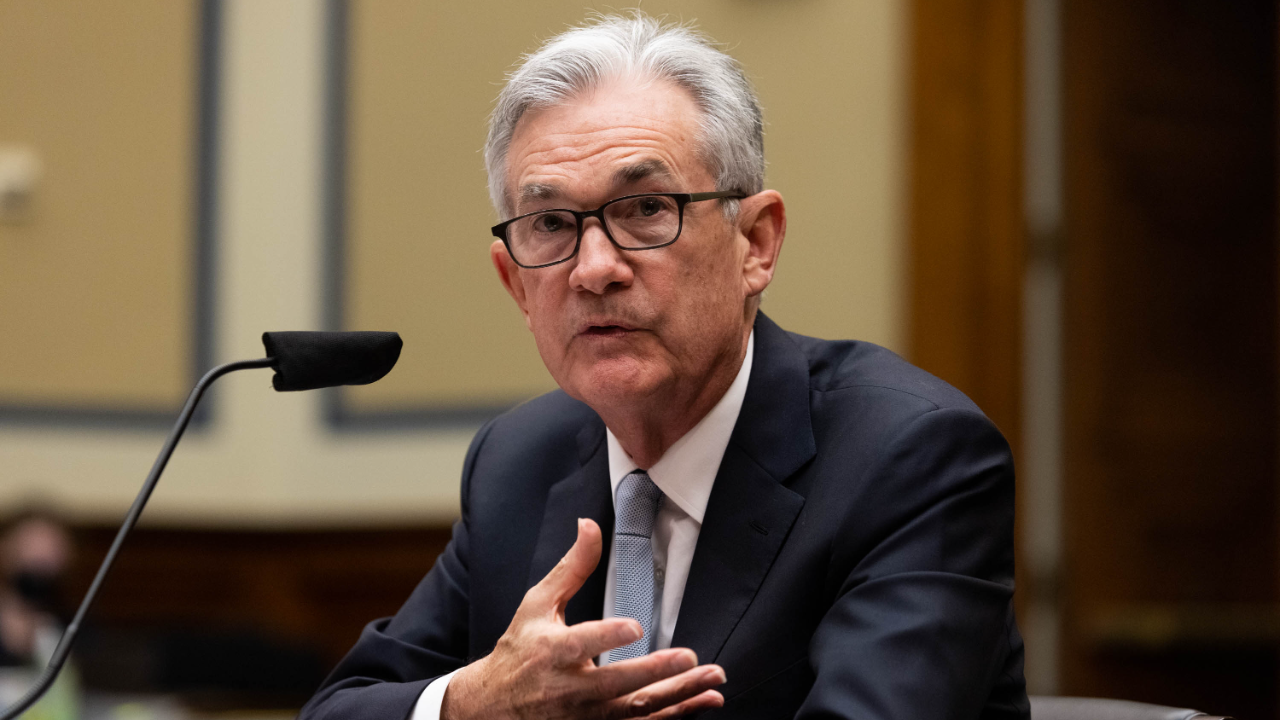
[0,357,274,720]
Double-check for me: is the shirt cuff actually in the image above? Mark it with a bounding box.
[410,669,459,720]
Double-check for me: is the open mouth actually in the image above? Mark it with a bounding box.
[583,325,634,336]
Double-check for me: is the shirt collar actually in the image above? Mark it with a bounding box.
[606,330,754,524]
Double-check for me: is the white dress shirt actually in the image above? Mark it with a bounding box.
[412,332,754,719]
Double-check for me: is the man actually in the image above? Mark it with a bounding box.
[301,15,1028,720]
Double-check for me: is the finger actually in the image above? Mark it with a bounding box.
[589,648,699,699]
[639,689,725,720]
[524,518,603,614]
[562,617,643,661]
[605,663,726,718]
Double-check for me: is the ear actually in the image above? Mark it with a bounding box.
[491,240,533,331]
[737,190,786,298]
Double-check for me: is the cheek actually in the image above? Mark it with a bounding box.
[686,238,745,306]
[518,281,567,352]
[666,244,745,347]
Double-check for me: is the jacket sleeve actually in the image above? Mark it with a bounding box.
[298,419,497,720]
[797,407,1028,720]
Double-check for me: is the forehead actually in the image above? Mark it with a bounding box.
[505,79,712,208]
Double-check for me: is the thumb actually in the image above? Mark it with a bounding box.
[527,518,602,618]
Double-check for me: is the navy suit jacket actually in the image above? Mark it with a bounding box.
[300,313,1030,720]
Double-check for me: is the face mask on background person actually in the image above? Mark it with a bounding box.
[8,570,61,617]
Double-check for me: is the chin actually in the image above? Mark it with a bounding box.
[562,358,669,409]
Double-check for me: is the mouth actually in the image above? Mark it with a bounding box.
[582,324,635,336]
[579,321,640,338]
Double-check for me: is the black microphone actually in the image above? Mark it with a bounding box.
[263,331,402,391]
[0,331,402,720]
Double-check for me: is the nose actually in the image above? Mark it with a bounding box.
[569,219,634,294]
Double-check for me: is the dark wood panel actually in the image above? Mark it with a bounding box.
[64,525,452,674]
[908,0,1026,617]
[908,0,1024,453]
[1062,0,1278,716]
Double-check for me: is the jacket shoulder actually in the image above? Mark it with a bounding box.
[785,330,985,416]
[466,389,603,482]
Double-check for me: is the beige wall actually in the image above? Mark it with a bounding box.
[0,1,196,409]
[0,0,906,526]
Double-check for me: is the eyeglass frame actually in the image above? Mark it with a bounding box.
[490,190,747,269]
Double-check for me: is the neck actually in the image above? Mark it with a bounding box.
[601,325,751,469]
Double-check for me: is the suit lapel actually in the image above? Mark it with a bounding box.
[670,313,815,662]
[670,448,805,663]
[526,420,614,628]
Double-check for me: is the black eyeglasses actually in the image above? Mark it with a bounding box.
[490,190,745,269]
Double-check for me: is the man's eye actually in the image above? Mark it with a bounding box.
[622,196,673,219]
[637,198,664,216]
[531,213,572,233]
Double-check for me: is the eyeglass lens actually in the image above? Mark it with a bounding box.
[507,194,681,266]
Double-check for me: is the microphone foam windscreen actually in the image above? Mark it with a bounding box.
[261,331,402,391]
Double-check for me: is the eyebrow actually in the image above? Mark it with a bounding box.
[613,159,674,187]
[517,182,560,206]
[514,159,676,210]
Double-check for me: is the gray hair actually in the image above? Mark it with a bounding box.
[484,14,765,218]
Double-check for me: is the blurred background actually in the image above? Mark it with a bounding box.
[0,0,1274,718]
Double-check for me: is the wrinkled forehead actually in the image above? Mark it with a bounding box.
[504,80,713,209]
[516,158,677,207]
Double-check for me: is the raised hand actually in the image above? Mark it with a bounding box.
[441,518,726,719]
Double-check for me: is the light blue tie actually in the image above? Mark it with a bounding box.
[608,470,664,662]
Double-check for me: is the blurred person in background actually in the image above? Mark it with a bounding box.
[0,510,72,667]
[0,510,80,720]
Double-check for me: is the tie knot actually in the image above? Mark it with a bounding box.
[615,471,662,537]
